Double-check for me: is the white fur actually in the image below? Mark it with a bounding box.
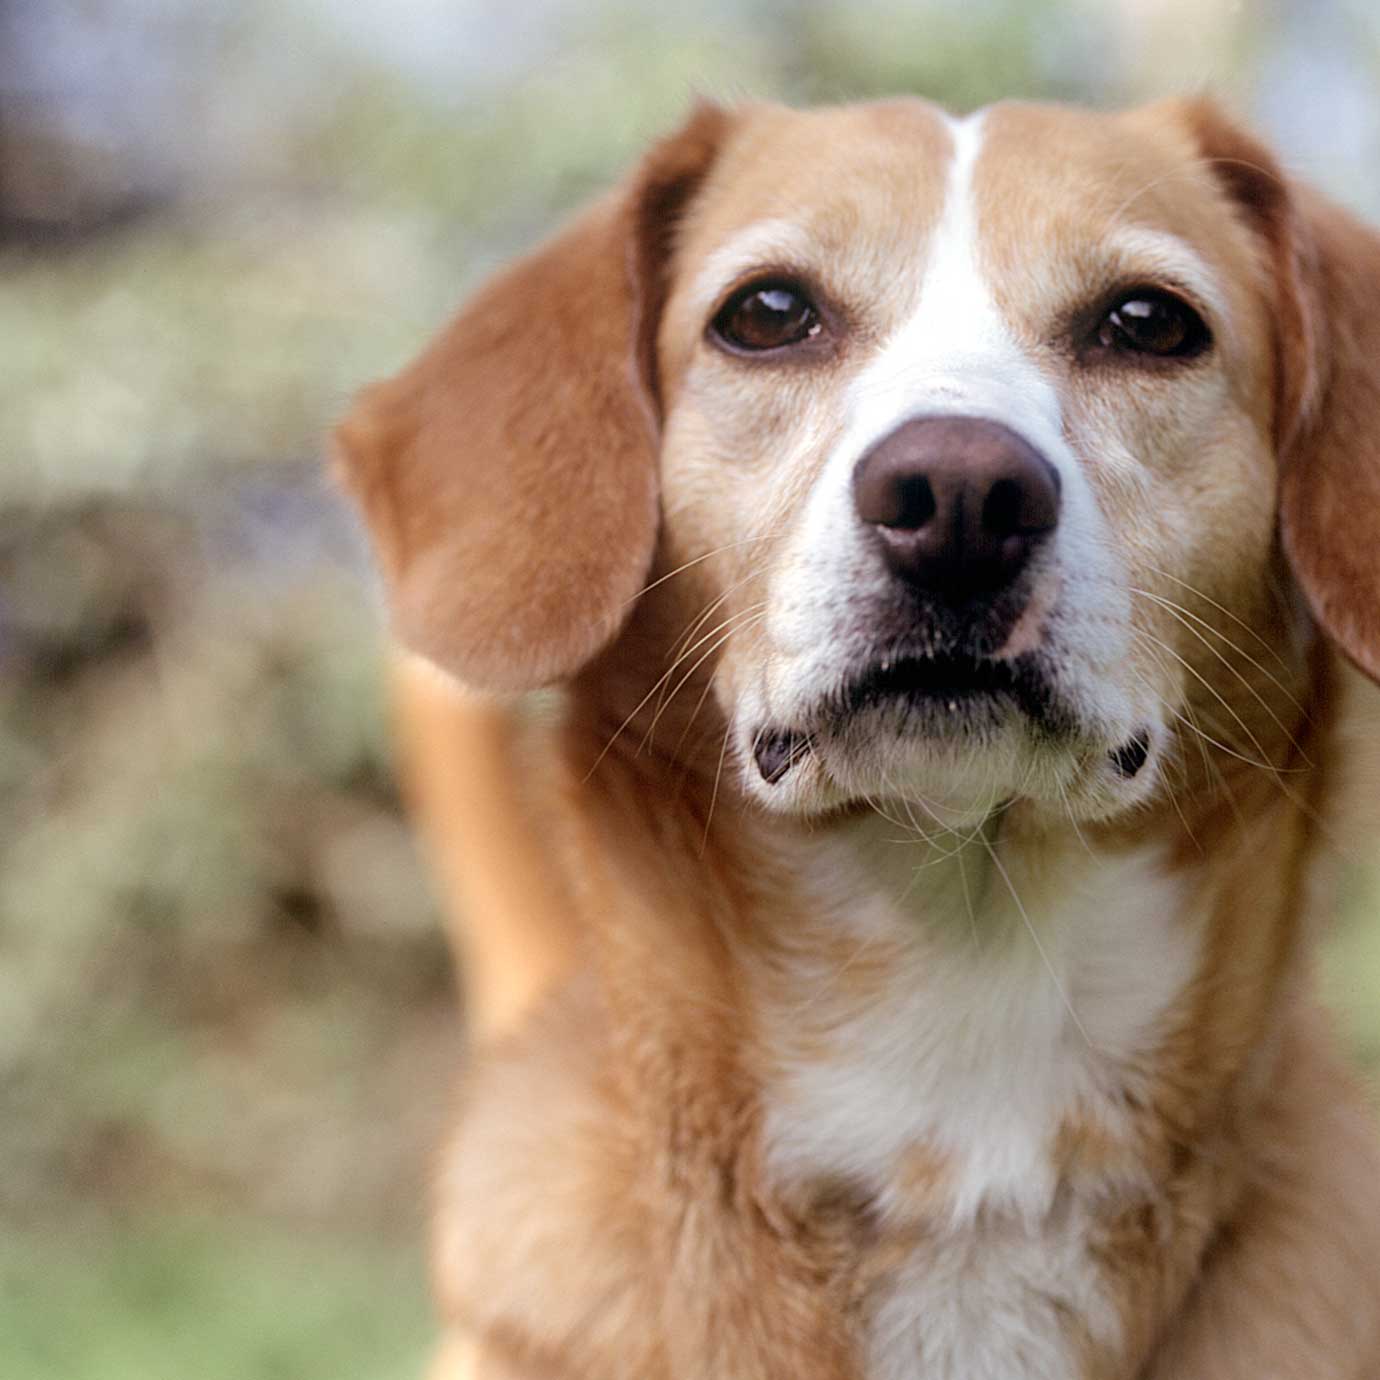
[866,1210,1118,1380]
[763,828,1198,1219]
[760,822,1200,1379]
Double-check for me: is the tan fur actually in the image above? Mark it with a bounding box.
[340,97,1380,1378]
[390,653,577,1040]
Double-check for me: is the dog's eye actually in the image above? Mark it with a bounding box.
[1097,290,1210,359]
[711,281,822,353]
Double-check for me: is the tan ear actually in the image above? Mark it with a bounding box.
[334,104,733,691]
[1181,100,1380,684]
[1277,196,1380,683]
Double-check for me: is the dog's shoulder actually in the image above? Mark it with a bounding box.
[433,964,877,1378]
[1145,999,1380,1378]
[433,974,666,1376]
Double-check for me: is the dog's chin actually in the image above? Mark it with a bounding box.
[822,714,1042,826]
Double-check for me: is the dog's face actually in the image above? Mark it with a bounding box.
[655,101,1283,823]
[337,98,1380,826]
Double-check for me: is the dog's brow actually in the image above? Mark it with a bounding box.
[1100,227,1231,330]
[685,218,820,315]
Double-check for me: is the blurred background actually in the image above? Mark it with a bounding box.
[2,0,1379,1375]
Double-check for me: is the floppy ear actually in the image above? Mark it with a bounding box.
[1276,196,1380,684]
[334,104,732,691]
[1182,100,1380,684]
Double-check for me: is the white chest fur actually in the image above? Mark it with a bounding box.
[757,817,1200,1379]
[866,1209,1117,1380]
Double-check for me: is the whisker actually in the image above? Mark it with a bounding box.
[1141,562,1294,672]
[956,843,981,954]
[1055,773,1095,860]
[666,573,753,664]
[626,535,770,604]
[641,610,767,752]
[1134,628,1300,775]
[1131,585,1309,728]
[699,720,735,856]
[979,827,1093,1051]
[1131,592,1312,774]
[585,606,761,779]
[656,556,776,717]
[1122,639,1246,833]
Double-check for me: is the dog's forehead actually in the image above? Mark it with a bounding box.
[676,99,1247,302]
[973,103,1260,303]
[975,101,1214,231]
[682,99,954,264]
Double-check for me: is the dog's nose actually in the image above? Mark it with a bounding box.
[852,416,1061,600]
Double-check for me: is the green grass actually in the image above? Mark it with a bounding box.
[0,1214,432,1380]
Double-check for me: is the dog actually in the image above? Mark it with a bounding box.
[336,96,1380,1379]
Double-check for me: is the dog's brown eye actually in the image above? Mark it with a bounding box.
[1097,290,1209,359]
[712,281,821,353]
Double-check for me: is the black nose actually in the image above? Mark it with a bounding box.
[852,416,1061,600]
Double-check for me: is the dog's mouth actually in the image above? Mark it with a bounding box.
[829,648,1073,740]
[839,650,1030,714]
[751,650,1076,786]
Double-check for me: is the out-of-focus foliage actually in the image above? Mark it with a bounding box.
[2,1,1378,1376]
[2,1215,429,1380]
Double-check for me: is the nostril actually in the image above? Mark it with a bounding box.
[887,474,937,530]
[982,478,1024,537]
[982,467,1060,538]
[853,455,939,530]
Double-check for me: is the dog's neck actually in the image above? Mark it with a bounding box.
[751,810,1202,1224]
[758,788,1320,1376]
[571,681,1321,1378]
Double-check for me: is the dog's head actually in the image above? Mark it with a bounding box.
[337,98,1380,826]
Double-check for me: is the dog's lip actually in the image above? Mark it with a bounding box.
[818,649,1079,738]
[837,650,1025,716]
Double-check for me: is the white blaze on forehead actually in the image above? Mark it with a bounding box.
[841,110,1064,457]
